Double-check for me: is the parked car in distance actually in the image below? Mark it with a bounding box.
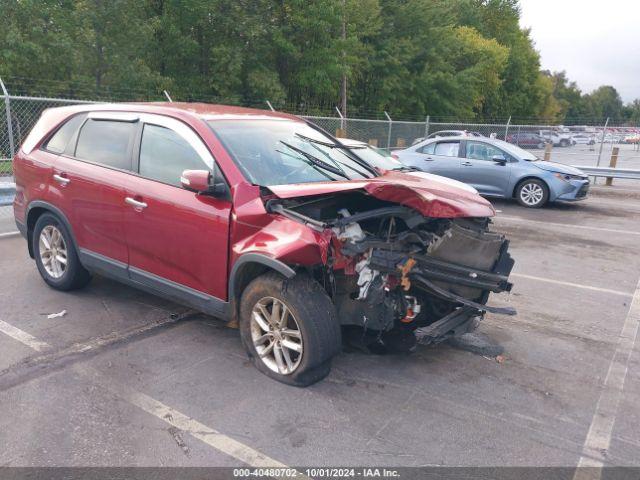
[427,130,483,139]
[412,130,483,145]
[506,132,547,149]
[539,130,575,147]
[12,103,515,386]
[338,138,479,194]
[395,136,589,208]
[571,133,596,145]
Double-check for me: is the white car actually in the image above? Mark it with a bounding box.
[571,134,595,145]
[540,130,575,147]
[338,138,479,194]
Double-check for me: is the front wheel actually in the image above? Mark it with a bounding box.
[239,272,341,386]
[515,179,549,208]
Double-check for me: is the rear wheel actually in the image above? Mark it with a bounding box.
[239,272,341,386]
[537,142,545,149]
[33,213,91,290]
[515,179,549,208]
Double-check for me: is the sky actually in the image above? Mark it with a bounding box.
[519,0,640,103]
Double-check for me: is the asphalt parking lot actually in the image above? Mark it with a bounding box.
[0,187,639,469]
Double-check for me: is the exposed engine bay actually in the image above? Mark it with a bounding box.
[266,190,515,353]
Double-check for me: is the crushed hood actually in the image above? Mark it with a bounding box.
[267,171,495,218]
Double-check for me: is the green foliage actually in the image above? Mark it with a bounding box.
[0,0,636,121]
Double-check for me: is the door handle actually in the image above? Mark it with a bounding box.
[53,173,70,185]
[125,197,148,209]
[462,161,473,166]
[424,156,433,161]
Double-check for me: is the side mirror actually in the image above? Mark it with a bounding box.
[492,155,507,165]
[181,168,229,198]
[181,169,212,192]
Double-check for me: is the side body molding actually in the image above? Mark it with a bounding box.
[228,253,296,301]
[26,201,79,258]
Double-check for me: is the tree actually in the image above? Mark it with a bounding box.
[585,86,624,122]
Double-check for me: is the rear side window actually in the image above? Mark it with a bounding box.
[75,119,136,170]
[419,143,436,154]
[138,124,210,187]
[43,115,85,154]
[434,141,459,157]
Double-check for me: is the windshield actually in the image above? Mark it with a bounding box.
[491,138,539,161]
[345,144,402,171]
[208,119,376,186]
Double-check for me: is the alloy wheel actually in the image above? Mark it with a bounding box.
[39,225,68,279]
[250,296,303,375]
[520,183,544,206]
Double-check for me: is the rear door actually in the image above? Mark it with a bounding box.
[124,114,232,307]
[457,140,511,196]
[51,112,138,278]
[425,140,462,179]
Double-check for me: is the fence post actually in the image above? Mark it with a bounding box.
[595,117,610,185]
[384,111,392,150]
[605,147,619,186]
[0,77,15,159]
[504,116,511,141]
[543,143,552,161]
[596,118,609,167]
[424,115,430,139]
[335,106,345,137]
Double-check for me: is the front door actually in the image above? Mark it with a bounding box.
[123,115,232,310]
[457,140,511,196]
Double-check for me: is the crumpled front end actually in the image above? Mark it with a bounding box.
[266,189,515,353]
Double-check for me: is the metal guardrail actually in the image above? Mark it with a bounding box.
[0,182,15,207]
[572,166,640,179]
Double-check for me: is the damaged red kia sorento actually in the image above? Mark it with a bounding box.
[13,103,515,386]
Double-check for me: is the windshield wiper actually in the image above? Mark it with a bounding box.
[297,125,379,178]
[279,141,350,180]
[294,133,339,148]
[393,165,420,172]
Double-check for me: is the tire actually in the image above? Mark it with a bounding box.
[515,179,549,208]
[33,213,91,291]
[537,142,545,149]
[239,272,341,387]
[560,139,569,147]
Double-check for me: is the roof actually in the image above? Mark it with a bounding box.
[43,101,302,122]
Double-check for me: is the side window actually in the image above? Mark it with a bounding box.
[43,115,85,154]
[138,124,210,187]
[466,141,505,161]
[75,119,136,170]
[419,142,436,154]
[434,141,459,157]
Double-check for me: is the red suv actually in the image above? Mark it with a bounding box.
[13,103,515,386]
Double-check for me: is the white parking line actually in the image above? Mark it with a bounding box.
[511,273,633,298]
[576,275,640,473]
[0,319,50,352]
[496,216,640,236]
[0,317,296,474]
[0,231,20,238]
[125,388,291,469]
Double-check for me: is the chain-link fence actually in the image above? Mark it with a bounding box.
[1,87,639,230]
